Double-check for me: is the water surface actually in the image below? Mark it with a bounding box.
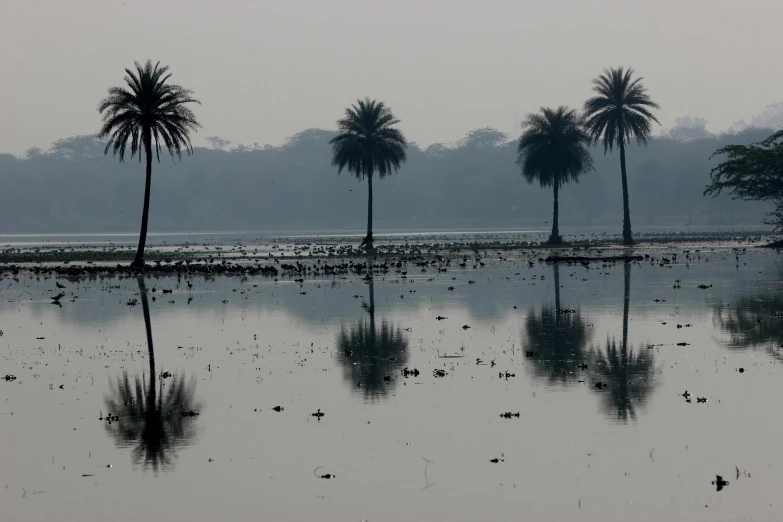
[1,245,781,521]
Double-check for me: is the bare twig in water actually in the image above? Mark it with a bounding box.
[421,456,435,491]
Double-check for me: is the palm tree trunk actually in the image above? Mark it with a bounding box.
[619,140,633,245]
[549,181,560,244]
[365,173,374,250]
[132,129,153,268]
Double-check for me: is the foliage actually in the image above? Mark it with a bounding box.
[460,127,508,149]
[583,67,661,152]
[1,128,772,234]
[330,98,407,181]
[98,60,201,162]
[205,136,231,150]
[517,106,593,189]
[704,130,783,228]
[98,60,201,266]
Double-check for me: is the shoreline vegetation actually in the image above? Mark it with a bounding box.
[0,230,777,276]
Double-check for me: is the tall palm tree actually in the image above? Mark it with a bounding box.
[336,276,409,400]
[330,98,407,251]
[517,106,593,244]
[583,67,660,245]
[98,60,201,267]
[103,277,200,471]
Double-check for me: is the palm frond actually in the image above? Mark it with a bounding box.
[98,59,201,164]
[517,106,593,188]
[330,98,407,180]
[582,66,660,153]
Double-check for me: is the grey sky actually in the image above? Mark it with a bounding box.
[1,0,781,155]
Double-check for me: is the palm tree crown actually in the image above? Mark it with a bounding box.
[98,60,200,161]
[518,106,593,189]
[583,66,659,245]
[330,98,407,181]
[517,106,593,243]
[583,67,660,152]
[330,98,406,250]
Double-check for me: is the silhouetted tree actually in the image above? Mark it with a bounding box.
[589,263,655,422]
[205,136,231,150]
[330,98,407,250]
[517,107,594,244]
[103,277,200,471]
[583,67,660,245]
[336,277,409,401]
[98,60,201,267]
[524,263,591,385]
[704,129,783,229]
[460,127,508,149]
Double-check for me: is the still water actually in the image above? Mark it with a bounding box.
[1,246,782,521]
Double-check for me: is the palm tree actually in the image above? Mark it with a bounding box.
[336,276,409,400]
[517,106,593,244]
[583,67,660,245]
[103,277,200,471]
[330,98,407,251]
[98,60,201,267]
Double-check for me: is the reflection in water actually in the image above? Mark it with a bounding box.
[713,295,783,362]
[103,277,200,472]
[524,264,591,385]
[589,263,656,422]
[336,276,409,401]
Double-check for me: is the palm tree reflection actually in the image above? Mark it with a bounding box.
[337,276,409,401]
[103,277,200,471]
[589,262,656,422]
[524,264,591,385]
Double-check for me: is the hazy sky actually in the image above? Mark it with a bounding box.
[1,0,781,155]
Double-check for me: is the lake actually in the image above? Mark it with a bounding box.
[1,239,781,521]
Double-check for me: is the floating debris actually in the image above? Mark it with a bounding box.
[433,369,447,378]
[314,467,336,479]
[712,475,729,491]
[499,412,520,419]
[272,406,284,412]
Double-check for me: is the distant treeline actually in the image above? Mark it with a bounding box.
[0,128,773,234]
